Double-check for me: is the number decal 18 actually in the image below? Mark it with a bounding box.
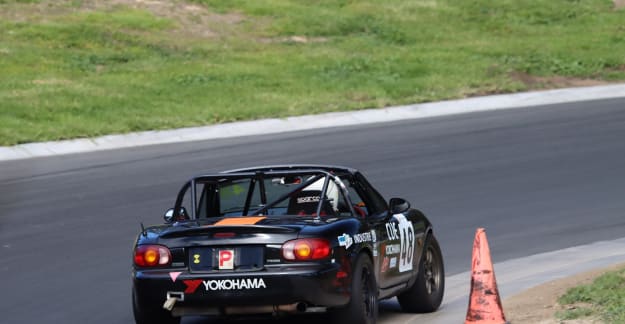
[395,214,415,273]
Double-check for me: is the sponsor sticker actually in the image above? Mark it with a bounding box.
[337,233,353,249]
[385,244,401,255]
[386,222,399,241]
[353,232,373,243]
[297,196,320,204]
[381,257,390,273]
[183,279,203,293]
[371,229,377,243]
[203,278,266,291]
[183,278,267,293]
[390,257,397,269]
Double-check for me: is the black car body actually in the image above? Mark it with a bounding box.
[132,165,444,324]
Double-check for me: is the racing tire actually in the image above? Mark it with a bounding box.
[397,234,444,313]
[132,287,181,324]
[331,253,378,324]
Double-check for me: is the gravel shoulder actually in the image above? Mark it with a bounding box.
[504,263,625,324]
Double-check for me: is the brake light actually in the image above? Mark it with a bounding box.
[282,238,331,261]
[134,245,171,267]
[214,232,236,238]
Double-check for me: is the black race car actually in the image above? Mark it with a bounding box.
[132,165,444,324]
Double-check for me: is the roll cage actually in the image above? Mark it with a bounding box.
[171,168,361,221]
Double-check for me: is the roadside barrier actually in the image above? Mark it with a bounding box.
[465,228,508,324]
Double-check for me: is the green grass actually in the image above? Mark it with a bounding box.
[557,267,625,323]
[1,0,625,145]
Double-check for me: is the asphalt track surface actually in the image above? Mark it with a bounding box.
[1,98,625,324]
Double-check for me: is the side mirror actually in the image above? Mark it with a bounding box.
[164,207,189,223]
[389,198,410,214]
[164,208,175,223]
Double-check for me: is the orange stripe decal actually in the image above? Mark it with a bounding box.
[214,216,267,226]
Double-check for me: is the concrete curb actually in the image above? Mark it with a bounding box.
[2,84,625,161]
[386,236,625,323]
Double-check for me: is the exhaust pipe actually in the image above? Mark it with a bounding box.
[278,302,307,313]
[163,292,185,311]
[296,302,307,313]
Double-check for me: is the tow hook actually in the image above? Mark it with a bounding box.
[163,291,185,311]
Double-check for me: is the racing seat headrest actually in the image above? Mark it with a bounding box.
[286,178,339,216]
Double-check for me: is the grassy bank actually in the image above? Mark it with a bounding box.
[1,0,625,146]
[557,266,625,323]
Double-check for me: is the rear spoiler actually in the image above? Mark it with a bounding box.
[160,224,298,239]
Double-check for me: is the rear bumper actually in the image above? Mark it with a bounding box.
[133,263,351,316]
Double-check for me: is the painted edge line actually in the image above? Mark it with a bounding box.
[2,84,625,161]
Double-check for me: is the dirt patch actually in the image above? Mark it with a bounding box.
[32,79,72,85]
[503,263,625,324]
[84,0,246,38]
[1,0,248,39]
[258,35,329,44]
[509,71,608,89]
[87,0,249,39]
[614,0,625,9]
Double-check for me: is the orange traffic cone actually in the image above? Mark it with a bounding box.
[465,228,508,324]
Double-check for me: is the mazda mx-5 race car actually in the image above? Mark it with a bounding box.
[132,165,444,324]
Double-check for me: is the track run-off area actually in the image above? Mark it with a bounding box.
[1,95,625,323]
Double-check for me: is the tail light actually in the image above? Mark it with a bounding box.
[134,245,171,267]
[282,238,331,261]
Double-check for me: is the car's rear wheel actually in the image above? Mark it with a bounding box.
[132,287,180,324]
[331,253,378,324]
[398,234,444,313]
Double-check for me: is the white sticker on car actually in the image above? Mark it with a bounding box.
[353,232,373,243]
[218,249,234,270]
[393,213,415,273]
[385,244,401,255]
[297,196,320,204]
[386,222,400,241]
